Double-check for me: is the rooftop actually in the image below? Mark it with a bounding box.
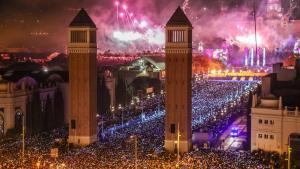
[69,8,96,28]
[166,6,192,27]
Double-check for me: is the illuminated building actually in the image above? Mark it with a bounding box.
[251,95,300,153]
[164,7,193,153]
[68,9,97,145]
[251,59,300,165]
[0,62,67,136]
[118,55,165,83]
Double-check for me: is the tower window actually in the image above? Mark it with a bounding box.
[90,31,96,43]
[71,31,87,43]
[168,30,185,43]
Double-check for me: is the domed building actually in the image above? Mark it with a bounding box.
[0,62,68,136]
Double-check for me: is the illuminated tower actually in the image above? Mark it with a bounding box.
[164,7,192,153]
[68,9,97,145]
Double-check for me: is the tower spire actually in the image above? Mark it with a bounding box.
[68,9,97,146]
[164,7,193,153]
[166,6,192,26]
[69,8,96,28]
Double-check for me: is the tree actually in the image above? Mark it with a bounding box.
[116,76,127,106]
[54,88,64,127]
[31,89,42,133]
[26,98,33,134]
[44,95,54,130]
[98,77,111,114]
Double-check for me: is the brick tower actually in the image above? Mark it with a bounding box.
[164,7,193,153]
[68,9,97,145]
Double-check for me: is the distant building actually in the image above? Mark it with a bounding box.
[251,59,300,166]
[0,62,68,136]
[119,55,165,84]
[103,70,116,107]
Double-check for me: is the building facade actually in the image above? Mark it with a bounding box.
[251,94,300,154]
[251,59,300,164]
[164,7,193,153]
[0,74,67,136]
[68,9,97,145]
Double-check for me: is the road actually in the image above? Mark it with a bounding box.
[218,115,247,151]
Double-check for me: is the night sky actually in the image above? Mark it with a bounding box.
[0,0,291,53]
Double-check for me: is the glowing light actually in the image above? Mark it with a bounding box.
[235,34,263,46]
[119,12,124,17]
[113,31,142,42]
[244,48,248,66]
[293,39,300,54]
[122,5,127,10]
[262,48,266,66]
[139,20,148,28]
[115,1,119,6]
[250,48,254,66]
[144,28,164,45]
[256,49,260,66]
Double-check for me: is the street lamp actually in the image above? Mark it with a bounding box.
[96,114,104,138]
[176,123,181,168]
[111,106,115,119]
[118,104,123,129]
[130,99,135,106]
[288,146,292,169]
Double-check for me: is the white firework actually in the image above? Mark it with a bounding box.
[182,0,190,12]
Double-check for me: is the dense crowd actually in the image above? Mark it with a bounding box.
[0,80,273,169]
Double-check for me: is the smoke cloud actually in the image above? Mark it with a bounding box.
[0,0,298,54]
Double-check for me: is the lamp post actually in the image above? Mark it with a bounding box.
[141,101,144,122]
[136,98,140,113]
[96,114,104,138]
[159,90,164,112]
[118,104,123,129]
[111,106,115,120]
[22,113,25,168]
[176,122,181,168]
[288,146,292,169]
[130,99,135,108]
